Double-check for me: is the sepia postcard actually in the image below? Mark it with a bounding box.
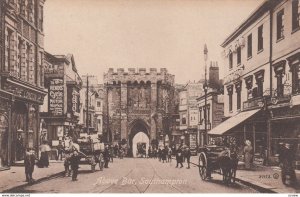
[0,0,299,196]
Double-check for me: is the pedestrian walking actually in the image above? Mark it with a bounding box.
[69,150,80,181]
[158,148,162,162]
[161,147,167,163]
[56,140,64,161]
[24,148,36,183]
[148,147,152,158]
[185,147,191,169]
[279,143,297,186]
[175,148,183,168]
[243,140,253,170]
[167,147,172,163]
[38,140,50,168]
[104,145,110,168]
[99,152,104,171]
[110,145,114,163]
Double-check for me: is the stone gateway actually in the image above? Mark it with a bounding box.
[103,68,176,157]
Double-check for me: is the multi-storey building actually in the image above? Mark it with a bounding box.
[41,53,81,147]
[79,75,103,136]
[209,0,300,168]
[178,81,203,151]
[103,68,175,157]
[0,0,47,168]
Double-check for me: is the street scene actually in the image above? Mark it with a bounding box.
[0,0,300,194]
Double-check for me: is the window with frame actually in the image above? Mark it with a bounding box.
[258,25,263,51]
[237,46,241,65]
[199,107,202,125]
[287,53,300,94]
[97,101,101,108]
[254,70,265,98]
[273,60,286,97]
[235,81,242,110]
[277,9,284,40]
[292,0,300,31]
[247,34,252,58]
[229,50,233,69]
[182,114,187,125]
[39,5,44,31]
[227,85,233,112]
[244,75,253,99]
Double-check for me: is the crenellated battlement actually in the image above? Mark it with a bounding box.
[104,68,174,85]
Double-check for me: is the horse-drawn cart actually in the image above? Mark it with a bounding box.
[77,135,104,172]
[198,145,238,184]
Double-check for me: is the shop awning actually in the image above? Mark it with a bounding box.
[208,109,261,135]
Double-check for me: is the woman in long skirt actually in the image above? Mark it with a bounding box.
[244,140,253,170]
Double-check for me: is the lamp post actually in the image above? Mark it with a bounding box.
[203,44,208,146]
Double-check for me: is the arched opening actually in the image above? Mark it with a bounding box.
[0,114,9,168]
[129,120,149,157]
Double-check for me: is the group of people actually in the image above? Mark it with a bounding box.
[149,145,192,169]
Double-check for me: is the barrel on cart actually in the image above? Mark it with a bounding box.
[198,145,238,184]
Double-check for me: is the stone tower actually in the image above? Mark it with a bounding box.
[103,68,175,156]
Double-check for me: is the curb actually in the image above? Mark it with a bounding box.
[2,171,65,193]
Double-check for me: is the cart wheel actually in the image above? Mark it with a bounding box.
[198,152,208,180]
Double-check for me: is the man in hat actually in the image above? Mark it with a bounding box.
[279,143,297,186]
[185,147,191,169]
[103,145,110,168]
[69,149,80,181]
[24,148,36,183]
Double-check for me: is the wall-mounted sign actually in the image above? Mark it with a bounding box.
[44,63,64,75]
[49,78,64,116]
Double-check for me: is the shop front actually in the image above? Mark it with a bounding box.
[208,109,268,165]
[0,79,46,167]
[269,105,300,169]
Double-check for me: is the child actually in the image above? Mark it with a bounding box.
[70,150,80,181]
[24,148,36,183]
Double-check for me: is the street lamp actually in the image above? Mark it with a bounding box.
[203,43,208,146]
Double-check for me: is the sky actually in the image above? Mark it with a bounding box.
[44,0,264,84]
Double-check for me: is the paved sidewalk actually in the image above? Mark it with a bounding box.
[190,156,300,193]
[0,161,65,192]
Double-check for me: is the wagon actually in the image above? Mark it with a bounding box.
[198,145,238,183]
[76,136,104,172]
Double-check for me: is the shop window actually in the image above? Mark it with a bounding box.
[292,0,300,31]
[237,46,241,65]
[247,34,252,59]
[277,9,284,40]
[229,50,233,69]
[258,25,263,51]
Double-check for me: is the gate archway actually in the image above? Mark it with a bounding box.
[128,119,150,157]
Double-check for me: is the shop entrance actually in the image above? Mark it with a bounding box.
[0,114,9,168]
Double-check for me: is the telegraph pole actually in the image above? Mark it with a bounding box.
[203,44,208,145]
[86,74,89,135]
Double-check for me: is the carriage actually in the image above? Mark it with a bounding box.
[198,145,238,184]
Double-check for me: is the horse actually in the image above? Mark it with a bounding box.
[217,149,239,184]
